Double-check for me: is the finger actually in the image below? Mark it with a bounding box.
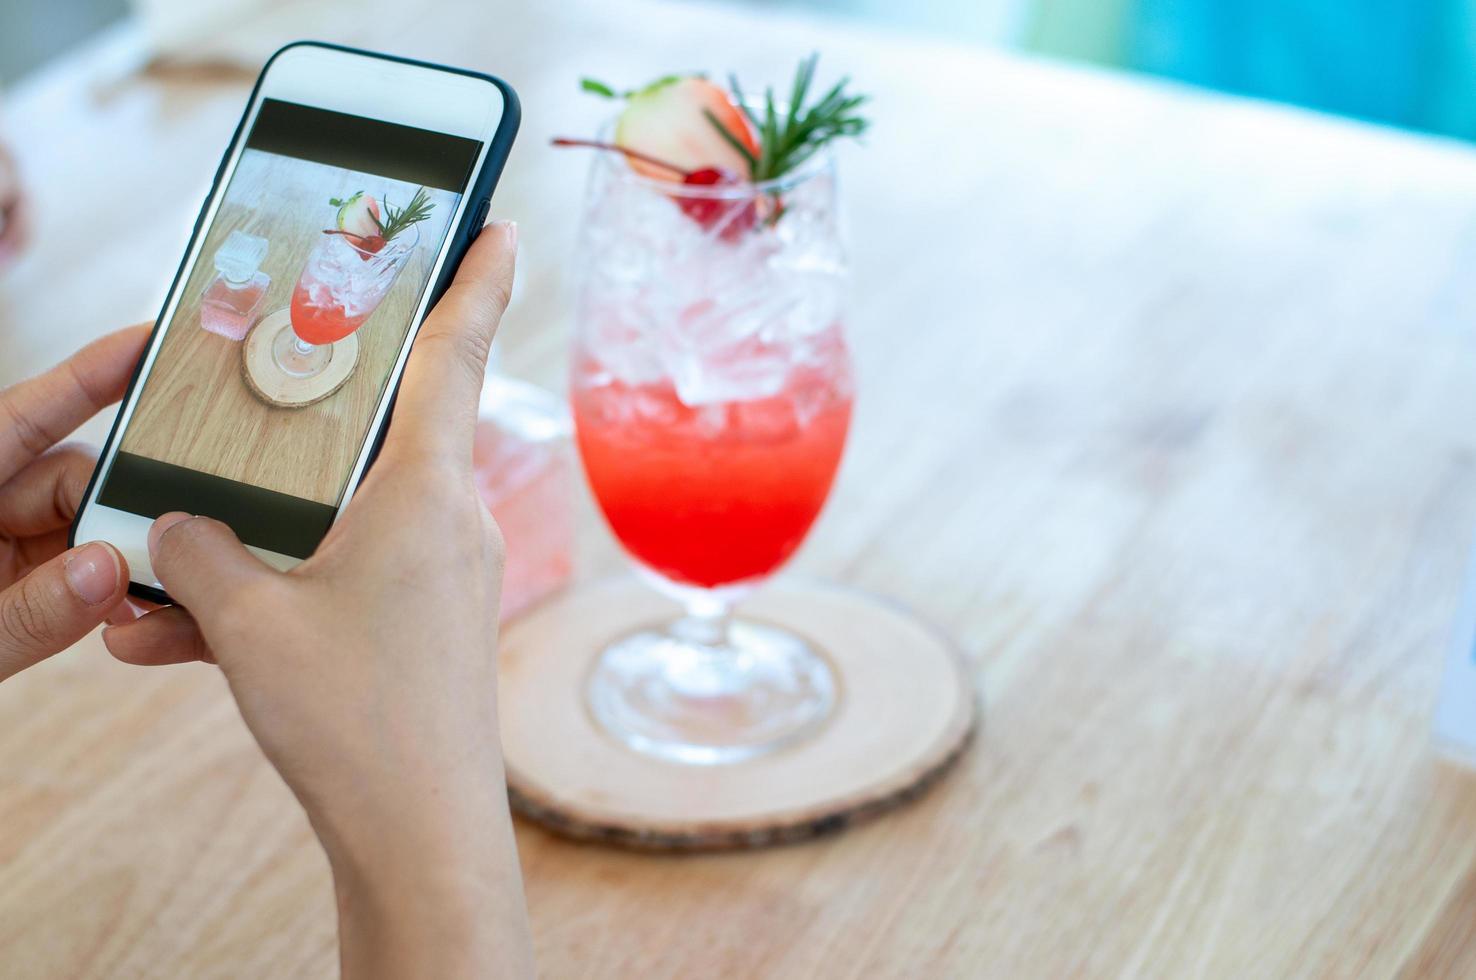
[105,594,164,627]
[386,221,517,466]
[1,445,103,580]
[0,541,127,682]
[0,444,97,538]
[11,528,68,578]
[0,324,149,482]
[103,605,212,666]
[106,598,141,627]
[148,512,276,620]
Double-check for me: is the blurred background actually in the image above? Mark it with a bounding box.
[5,2,1476,974]
[6,0,1476,139]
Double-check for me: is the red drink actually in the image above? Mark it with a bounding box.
[573,326,853,588]
[472,377,575,620]
[289,280,371,345]
[272,207,420,381]
[286,230,415,347]
[565,133,863,765]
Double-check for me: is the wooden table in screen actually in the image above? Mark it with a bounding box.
[120,150,449,504]
[5,1,1476,977]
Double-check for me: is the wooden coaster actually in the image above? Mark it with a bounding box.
[498,578,978,851]
[242,308,358,408]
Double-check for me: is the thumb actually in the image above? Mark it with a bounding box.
[0,541,128,682]
[148,513,277,622]
[386,221,517,466]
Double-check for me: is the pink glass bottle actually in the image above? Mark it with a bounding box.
[474,362,574,621]
[200,230,270,340]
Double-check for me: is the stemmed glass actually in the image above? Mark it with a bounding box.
[273,224,419,378]
[570,143,854,765]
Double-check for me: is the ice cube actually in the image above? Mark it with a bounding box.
[732,396,799,444]
[691,403,730,439]
[662,336,792,406]
[632,387,681,427]
[581,307,665,386]
[575,169,847,408]
[657,287,800,406]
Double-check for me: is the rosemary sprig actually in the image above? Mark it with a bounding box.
[705,53,868,183]
[706,107,758,173]
[375,187,435,242]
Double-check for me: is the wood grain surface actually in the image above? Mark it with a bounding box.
[241,310,359,409]
[5,1,1476,977]
[497,578,977,850]
[119,149,454,504]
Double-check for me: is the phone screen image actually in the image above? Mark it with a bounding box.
[96,99,482,559]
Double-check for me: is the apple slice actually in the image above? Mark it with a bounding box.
[330,191,381,238]
[610,76,758,181]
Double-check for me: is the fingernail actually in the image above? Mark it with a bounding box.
[498,219,517,247]
[106,599,140,627]
[148,512,192,561]
[65,542,120,606]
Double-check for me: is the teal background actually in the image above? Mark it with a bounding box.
[768,0,1476,141]
[6,1,1475,141]
[1028,0,1476,139]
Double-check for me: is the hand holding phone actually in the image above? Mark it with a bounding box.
[104,225,535,975]
[72,43,519,601]
[0,326,146,681]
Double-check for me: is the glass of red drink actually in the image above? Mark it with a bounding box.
[273,224,418,378]
[571,144,855,764]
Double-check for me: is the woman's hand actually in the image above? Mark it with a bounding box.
[103,223,533,979]
[0,326,145,681]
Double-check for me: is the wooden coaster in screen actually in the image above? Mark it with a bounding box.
[243,308,360,409]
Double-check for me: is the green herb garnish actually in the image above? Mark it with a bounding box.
[375,187,435,242]
[705,53,868,183]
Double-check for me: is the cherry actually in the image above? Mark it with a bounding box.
[552,137,757,239]
[322,228,387,258]
[671,166,757,240]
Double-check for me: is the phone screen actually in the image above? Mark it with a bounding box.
[96,99,482,559]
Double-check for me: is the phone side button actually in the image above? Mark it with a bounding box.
[469,198,491,238]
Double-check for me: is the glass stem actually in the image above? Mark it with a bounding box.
[674,591,731,646]
[293,337,316,355]
[665,592,748,699]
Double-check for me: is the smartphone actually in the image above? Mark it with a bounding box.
[70,41,519,604]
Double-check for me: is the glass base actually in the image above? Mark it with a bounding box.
[585,617,836,765]
[272,329,332,378]
[499,576,977,847]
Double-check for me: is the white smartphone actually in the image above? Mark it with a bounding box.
[70,42,519,604]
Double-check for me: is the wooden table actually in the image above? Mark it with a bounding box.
[6,2,1476,976]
